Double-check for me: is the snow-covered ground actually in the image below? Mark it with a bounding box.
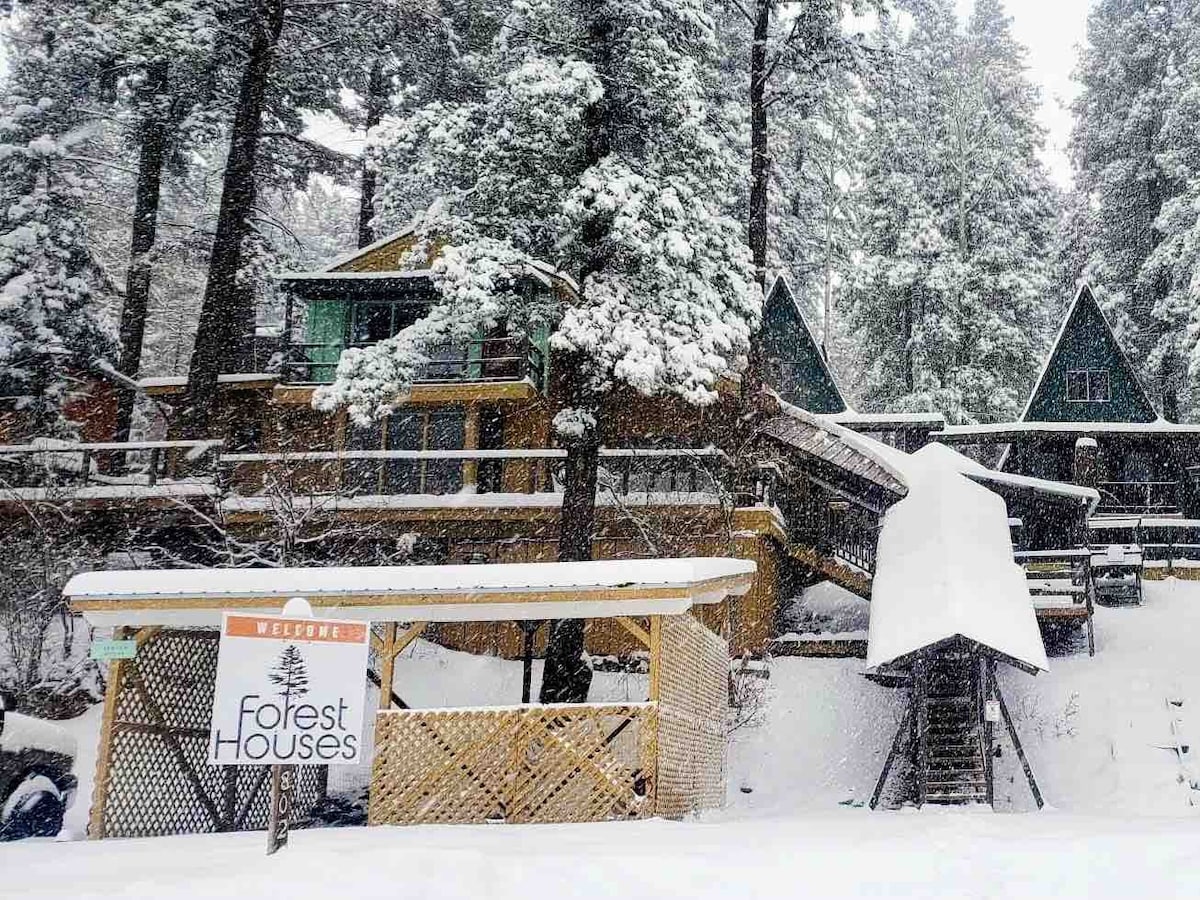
[12,577,1200,898]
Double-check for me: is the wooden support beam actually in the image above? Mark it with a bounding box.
[615,616,651,649]
[88,627,127,839]
[870,702,912,810]
[462,403,480,488]
[389,621,428,661]
[991,665,1044,809]
[648,616,663,703]
[914,652,929,808]
[377,623,397,711]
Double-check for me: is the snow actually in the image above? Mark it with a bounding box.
[867,446,1048,672]
[825,410,947,427]
[137,374,278,389]
[0,483,218,502]
[938,419,1200,436]
[18,579,1200,896]
[219,490,722,514]
[0,712,79,759]
[5,809,1197,900]
[65,557,757,628]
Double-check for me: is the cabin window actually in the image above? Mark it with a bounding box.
[341,408,464,494]
[1066,369,1110,402]
[383,407,465,494]
[349,302,426,345]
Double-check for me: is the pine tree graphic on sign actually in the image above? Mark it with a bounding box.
[268,645,309,700]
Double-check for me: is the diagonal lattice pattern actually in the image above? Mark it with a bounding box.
[655,613,729,818]
[369,704,655,825]
[96,629,321,838]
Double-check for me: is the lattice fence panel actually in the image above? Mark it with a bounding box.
[97,629,321,838]
[656,613,729,818]
[370,704,654,826]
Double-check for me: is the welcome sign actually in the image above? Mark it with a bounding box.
[209,612,371,765]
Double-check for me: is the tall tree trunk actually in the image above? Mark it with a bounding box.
[744,0,771,396]
[356,57,387,248]
[114,61,171,444]
[181,1,285,438]
[822,148,834,361]
[539,363,599,704]
[538,9,616,705]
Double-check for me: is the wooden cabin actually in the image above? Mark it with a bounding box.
[105,230,791,656]
[759,276,943,451]
[936,285,1200,526]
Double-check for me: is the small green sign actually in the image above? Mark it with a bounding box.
[90,639,137,661]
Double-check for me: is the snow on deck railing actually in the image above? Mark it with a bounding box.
[0,439,224,491]
[219,447,727,463]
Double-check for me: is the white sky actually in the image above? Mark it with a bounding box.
[954,0,1091,188]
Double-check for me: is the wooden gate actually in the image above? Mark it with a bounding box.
[90,628,321,838]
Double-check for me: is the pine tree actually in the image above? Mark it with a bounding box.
[106,0,227,442]
[268,644,309,701]
[1070,0,1178,378]
[846,0,1056,423]
[316,0,761,701]
[0,2,117,437]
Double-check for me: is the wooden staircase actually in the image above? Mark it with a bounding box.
[921,652,989,805]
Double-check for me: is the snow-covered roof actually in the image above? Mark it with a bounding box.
[65,557,757,628]
[909,441,1099,513]
[867,448,1049,673]
[274,226,580,296]
[825,411,947,428]
[935,420,1200,438]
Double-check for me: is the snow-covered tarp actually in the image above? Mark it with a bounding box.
[866,447,1049,673]
[65,557,756,628]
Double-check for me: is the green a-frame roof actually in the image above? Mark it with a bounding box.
[1022,284,1158,424]
[759,275,846,414]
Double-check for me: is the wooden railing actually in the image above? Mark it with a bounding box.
[1096,480,1179,515]
[219,447,732,500]
[281,335,546,388]
[0,440,223,489]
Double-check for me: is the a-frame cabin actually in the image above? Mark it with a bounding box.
[936,285,1200,521]
[759,275,847,415]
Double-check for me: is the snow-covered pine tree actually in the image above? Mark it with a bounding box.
[105,0,226,441]
[847,0,1056,423]
[1139,0,1200,417]
[0,2,117,437]
[180,0,365,439]
[1071,0,1178,383]
[316,0,760,702]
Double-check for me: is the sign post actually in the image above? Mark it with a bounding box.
[208,599,370,855]
[266,764,294,855]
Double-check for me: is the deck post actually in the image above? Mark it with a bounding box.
[377,623,397,711]
[870,703,912,810]
[982,657,995,807]
[463,403,480,489]
[914,652,929,808]
[991,665,1044,809]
